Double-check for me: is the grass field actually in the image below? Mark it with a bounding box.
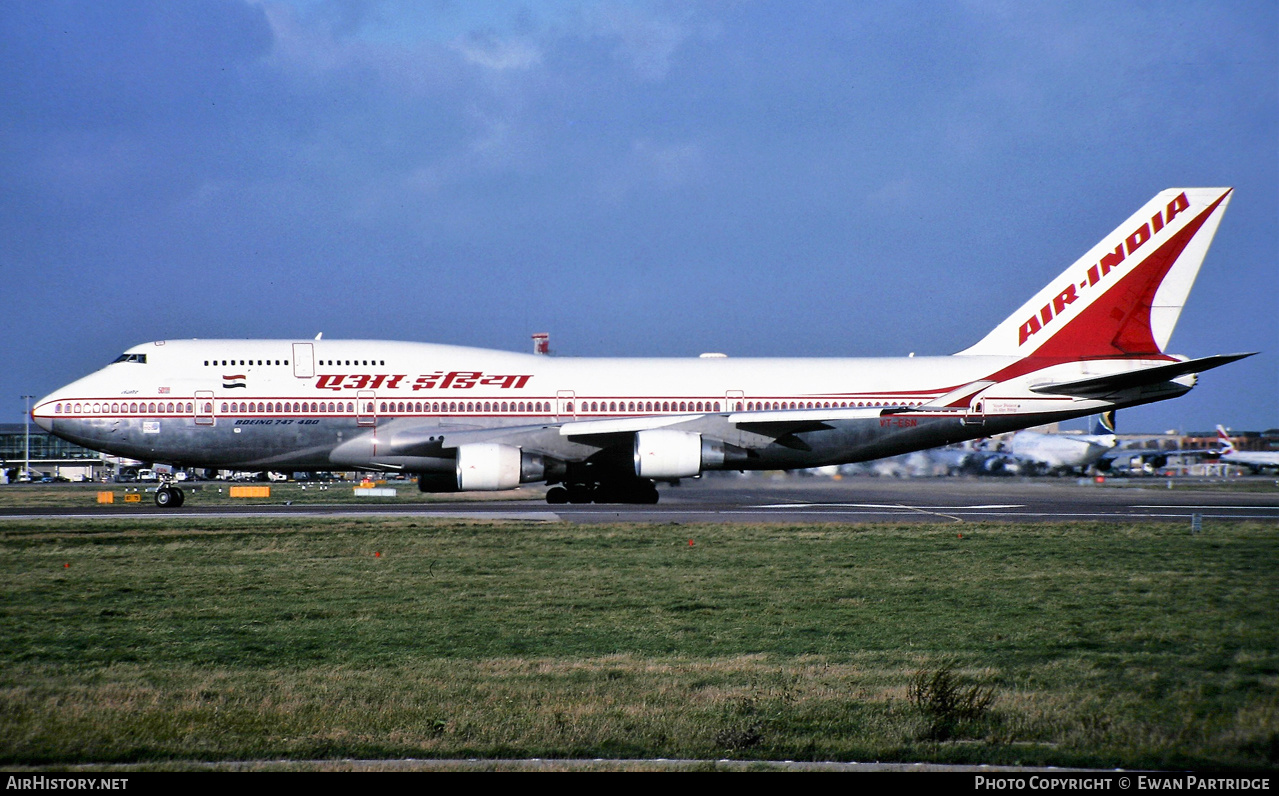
[1,515,1276,769]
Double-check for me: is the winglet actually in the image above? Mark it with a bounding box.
[957,188,1233,359]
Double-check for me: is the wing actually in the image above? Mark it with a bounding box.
[429,408,885,461]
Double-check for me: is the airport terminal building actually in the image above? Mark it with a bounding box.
[0,423,105,482]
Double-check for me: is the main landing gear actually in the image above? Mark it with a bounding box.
[154,475,185,508]
[545,480,660,505]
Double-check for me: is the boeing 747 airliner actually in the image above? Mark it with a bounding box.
[34,188,1252,506]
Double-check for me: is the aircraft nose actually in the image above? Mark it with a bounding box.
[32,392,58,432]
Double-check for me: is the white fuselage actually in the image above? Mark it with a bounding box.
[1004,431,1117,471]
[33,338,1177,478]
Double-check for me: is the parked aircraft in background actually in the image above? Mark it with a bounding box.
[1098,424,1279,476]
[1216,425,1279,472]
[977,414,1117,475]
[33,188,1251,506]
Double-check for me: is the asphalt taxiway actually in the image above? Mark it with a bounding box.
[2,476,1276,524]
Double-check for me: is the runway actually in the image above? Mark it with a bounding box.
[2,476,1276,524]
[549,477,1279,524]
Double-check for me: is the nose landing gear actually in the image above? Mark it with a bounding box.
[153,474,186,508]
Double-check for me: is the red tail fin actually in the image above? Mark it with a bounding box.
[958,188,1233,359]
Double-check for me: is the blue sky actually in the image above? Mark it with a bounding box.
[2,0,1275,433]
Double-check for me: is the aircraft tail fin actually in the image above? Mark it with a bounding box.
[1216,424,1236,454]
[1091,411,1116,436]
[957,188,1233,359]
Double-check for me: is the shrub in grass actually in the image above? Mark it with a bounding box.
[908,661,996,741]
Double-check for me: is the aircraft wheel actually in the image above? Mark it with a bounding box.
[546,486,568,504]
[567,485,593,504]
[593,482,659,504]
[171,487,186,508]
[154,487,177,508]
[624,483,659,504]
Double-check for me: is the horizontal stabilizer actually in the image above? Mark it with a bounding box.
[1028,353,1255,398]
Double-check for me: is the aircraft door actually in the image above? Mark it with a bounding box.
[292,343,314,379]
[357,390,377,427]
[195,390,214,426]
[964,393,987,426]
[556,391,576,421]
[725,390,745,412]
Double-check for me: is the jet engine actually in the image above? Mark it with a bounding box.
[455,443,546,491]
[633,429,732,479]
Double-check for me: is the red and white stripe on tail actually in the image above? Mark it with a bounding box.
[1216,425,1236,455]
[958,188,1233,360]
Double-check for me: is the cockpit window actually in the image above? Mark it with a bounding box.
[112,353,147,364]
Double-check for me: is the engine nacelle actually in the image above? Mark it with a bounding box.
[633,429,703,479]
[455,443,545,491]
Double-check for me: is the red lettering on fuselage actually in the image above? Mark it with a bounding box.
[879,416,918,428]
[316,371,532,392]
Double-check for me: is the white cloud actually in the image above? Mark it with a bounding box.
[451,33,542,71]
[587,3,698,81]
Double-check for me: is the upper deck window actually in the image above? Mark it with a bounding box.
[112,353,147,364]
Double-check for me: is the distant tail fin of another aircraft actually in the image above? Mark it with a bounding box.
[958,188,1233,359]
[1091,411,1116,436]
[1216,424,1236,454]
